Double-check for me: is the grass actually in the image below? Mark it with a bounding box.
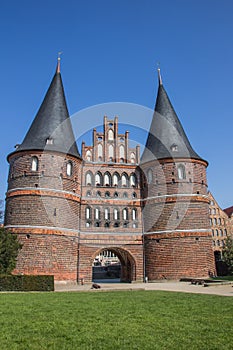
[212,275,233,281]
[0,291,232,350]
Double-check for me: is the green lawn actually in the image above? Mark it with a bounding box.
[0,291,232,350]
[212,276,233,281]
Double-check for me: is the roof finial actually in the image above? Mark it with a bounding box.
[57,51,63,73]
[157,62,163,85]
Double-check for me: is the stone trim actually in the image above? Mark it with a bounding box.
[6,187,81,202]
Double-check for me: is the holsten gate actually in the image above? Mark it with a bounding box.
[4,60,216,283]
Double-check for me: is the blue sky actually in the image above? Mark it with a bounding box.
[1,0,233,209]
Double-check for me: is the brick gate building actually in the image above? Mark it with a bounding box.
[4,61,216,282]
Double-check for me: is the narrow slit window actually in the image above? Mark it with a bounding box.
[66,161,73,176]
[31,156,39,171]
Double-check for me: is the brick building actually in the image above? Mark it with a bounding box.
[4,61,216,282]
[208,192,232,254]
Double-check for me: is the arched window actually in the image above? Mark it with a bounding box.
[109,144,114,161]
[86,191,91,197]
[104,172,111,186]
[31,156,39,171]
[86,150,92,162]
[123,208,128,221]
[113,173,119,186]
[130,153,136,163]
[95,207,100,220]
[177,164,186,180]
[96,191,101,197]
[97,144,103,159]
[130,173,136,187]
[66,161,73,176]
[105,191,110,198]
[132,192,137,198]
[108,129,114,140]
[132,208,137,221]
[147,169,153,184]
[86,171,93,186]
[123,192,128,198]
[113,208,119,220]
[215,229,219,236]
[119,145,124,159]
[104,208,110,220]
[121,173,128,187]
[86,207,91,219]
[95,172,102,186]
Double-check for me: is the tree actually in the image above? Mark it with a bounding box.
[0,227,22,274]
[222,236,233,275]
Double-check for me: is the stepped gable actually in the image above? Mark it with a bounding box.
[12,59,80,158]
[141,69,204,163]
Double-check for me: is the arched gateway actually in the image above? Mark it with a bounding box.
[92,247,136,283]
[78,247,138,284]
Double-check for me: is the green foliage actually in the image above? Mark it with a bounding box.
[222,236,233,275]
[0,227,22,274]
[0,274,54,291]
[0,199,4,224]
[0,291,232,349]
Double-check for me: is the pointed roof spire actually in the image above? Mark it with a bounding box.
[158,68,163,85]
[56,52,62,73]
[12,61,80,159]
[141,74,205,163]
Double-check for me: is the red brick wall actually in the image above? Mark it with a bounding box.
[145,232,216,280]
[14,232,78,281]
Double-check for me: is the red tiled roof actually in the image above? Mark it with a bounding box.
[224,206,233,217]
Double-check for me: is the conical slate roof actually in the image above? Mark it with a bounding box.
[14,62,80,158]
[141,71,204,163]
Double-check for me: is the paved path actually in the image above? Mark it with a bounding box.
[55,281,233,297]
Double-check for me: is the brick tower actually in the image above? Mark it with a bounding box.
[4,59,82,280]
[141,70,216,280]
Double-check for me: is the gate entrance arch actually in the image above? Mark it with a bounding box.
[92,247,136,283]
